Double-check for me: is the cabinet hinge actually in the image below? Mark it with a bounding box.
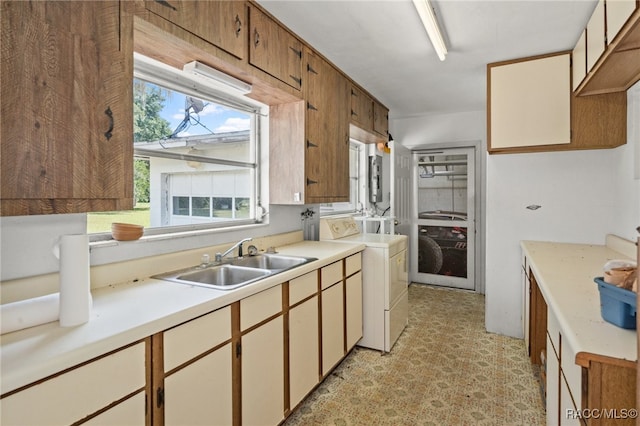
[351,109,357,117]
[307,102,318,111]
[307,178,318,186]
[235,342,242,358]
[306,140,318,148]
[351,88,357,97]
[307,64,318,75]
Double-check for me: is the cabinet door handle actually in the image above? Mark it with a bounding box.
[307,178,318,186]
[156,387,164,408]
[153,0,177,11]
[289,46,302,59]
[104,107,114,140]
[235,14,242,37]
[253,28,260,47]
[290,75,302,86]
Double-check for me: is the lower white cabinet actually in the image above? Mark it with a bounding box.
[546,332,560,426]
[345,271,363,350]
[242,316,285,426]
[0,342,146,425]
[289,295,319,409]
[164,344,233,426]
[84,391,146,425]
[321,281,345,376]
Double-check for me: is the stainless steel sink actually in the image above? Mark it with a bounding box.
[230,253,317,271]
[153,253,317,290]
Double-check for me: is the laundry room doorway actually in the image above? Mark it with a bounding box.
[412,147,475,290]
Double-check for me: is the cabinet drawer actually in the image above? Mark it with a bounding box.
[321,261,343,290]
[241,284,283,330]
[1,342,145,425]
[345,253,362,277]
[289,271,318,306]
[164,306,231,372]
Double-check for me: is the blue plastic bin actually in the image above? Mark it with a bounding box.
[594,277,637,329]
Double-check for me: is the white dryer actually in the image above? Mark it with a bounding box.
[320,216,408,352]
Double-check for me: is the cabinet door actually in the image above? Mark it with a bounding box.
[0,1,133,215]
[351,85,373,130]
[164,344,233,426]
[289,296,320,409]
[242,316,285,426]
[144,0,246,59]
[546,334,561,426]
[607,0,637,45]
[373,101,389,137]
[345,271,363,351]
[305,49,350,201]
[572,30,587,91]
[488,53,570,151]
[587,0,606,71]
[0,342,146,425]
[249,6,302,91]
[321,281,345,376]
[83,392,146,425]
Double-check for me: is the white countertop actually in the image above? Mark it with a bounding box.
[521,240,636,364]
[0,240,365,395]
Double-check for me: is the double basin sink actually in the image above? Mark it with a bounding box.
[153,253,317,291]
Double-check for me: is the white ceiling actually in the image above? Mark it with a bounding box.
[256,0,598,119]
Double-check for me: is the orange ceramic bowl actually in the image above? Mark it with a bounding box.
[111,222,144,241]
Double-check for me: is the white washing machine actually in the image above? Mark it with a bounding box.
[320,216,408,352]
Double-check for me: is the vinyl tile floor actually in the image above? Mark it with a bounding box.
[283,284,546,426]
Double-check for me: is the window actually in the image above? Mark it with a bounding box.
[88,54,265,235]
[320,141,363,215]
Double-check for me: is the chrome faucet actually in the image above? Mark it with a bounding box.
[215,237,253,262]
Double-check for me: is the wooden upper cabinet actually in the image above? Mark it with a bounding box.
[144,0,246,60]
[305,49,350,201]
[350,85,373,130]
[249,6,303,91]
[0,1,133,216]
[373,101,389,137]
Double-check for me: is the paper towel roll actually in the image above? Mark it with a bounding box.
[59,234,92,327]
[1,293,60,334]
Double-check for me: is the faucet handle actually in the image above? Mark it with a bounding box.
[214,253,222,262]
[246,245,259,256]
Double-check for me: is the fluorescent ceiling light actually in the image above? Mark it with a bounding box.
[412,0,448,61]
[183,61,252,94]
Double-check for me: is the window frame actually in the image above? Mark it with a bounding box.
[89,54,268,241]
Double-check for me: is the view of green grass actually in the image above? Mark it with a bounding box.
[87,203,151,234]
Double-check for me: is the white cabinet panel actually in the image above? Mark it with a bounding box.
[489,53,570,149]
[345,253,361,277]
[163,306,231,372]
[289,296,319,409]
[164,343,233,426]
[587,0,606,71]
[242,316,285,426]
[572,30,587,91]
[321,282,344,375]
[607,0,636,45]
[345,271,363,350]
[560,375,580,425]
[546,334,560,426]
[1,342,145,425]
[321,261,343,290]
[83,392,146,425]
[289,271,318,306]
[241,285,282,331]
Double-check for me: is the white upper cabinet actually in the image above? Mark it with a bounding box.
[607,0,638,44]
[587,0,606,72]
[572,30,587,91]
[488,53,571,151]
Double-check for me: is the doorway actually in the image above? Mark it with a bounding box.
[411,147,475,290]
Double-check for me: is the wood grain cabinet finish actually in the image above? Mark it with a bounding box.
[351,85,374,130]
[304,49,350,202]
[0,341,147,425]
[144,0,246,60]
[0,1,133,216]
[373,101,390,137]
[269,49,350,204]
[249,6,303,91]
